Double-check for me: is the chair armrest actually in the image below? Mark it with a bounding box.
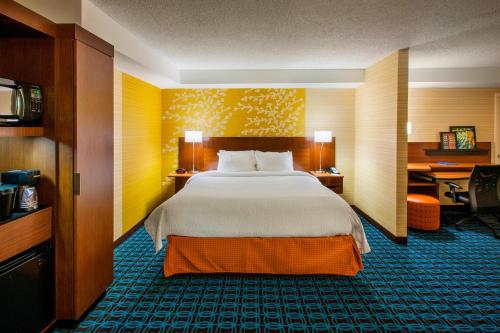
[445,181,462,203]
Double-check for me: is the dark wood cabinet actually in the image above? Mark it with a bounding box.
[55,25,114,321]
[0,3,57,331]
[0,2,115,327]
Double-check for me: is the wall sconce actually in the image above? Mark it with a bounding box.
[407,122,412,135]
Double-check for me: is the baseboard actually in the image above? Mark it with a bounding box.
[352,205,408,244]
[114,219,145,248]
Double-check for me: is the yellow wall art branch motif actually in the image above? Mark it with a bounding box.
[162,88,306,195]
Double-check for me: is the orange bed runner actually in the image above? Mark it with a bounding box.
[164,235,363,277]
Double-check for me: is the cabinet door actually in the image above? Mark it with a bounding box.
[74,40,114,318]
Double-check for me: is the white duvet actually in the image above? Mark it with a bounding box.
[145,171,370,254]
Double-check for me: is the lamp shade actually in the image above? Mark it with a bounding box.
[185,130,203,143]
[314,130,332,143]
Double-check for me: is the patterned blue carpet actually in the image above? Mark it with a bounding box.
[57,217,499,332]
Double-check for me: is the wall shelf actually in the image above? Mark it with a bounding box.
[0,126,44,137]
[424,148,489,156]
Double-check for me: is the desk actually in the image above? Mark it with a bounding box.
[407,163,484,199]
[418,171,471,181]
[408,162,479,172]
[407,142,492,201]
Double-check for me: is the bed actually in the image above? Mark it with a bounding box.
[145,137,370,277]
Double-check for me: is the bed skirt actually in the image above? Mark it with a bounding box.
[164,235,363,277]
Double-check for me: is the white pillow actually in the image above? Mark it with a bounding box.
[255,151,294,171]
[217,150,257,172]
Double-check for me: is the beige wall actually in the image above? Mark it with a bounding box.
[113,71,123,241]
[408,88,500,143]
[306,89,355,203]
[14,0,82,23]
[354,50,408,237]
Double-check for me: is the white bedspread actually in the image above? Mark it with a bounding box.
[145,171,370,254]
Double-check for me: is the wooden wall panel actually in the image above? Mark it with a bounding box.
[178,136,335,172]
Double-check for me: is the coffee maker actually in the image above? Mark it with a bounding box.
[1,170,40,212]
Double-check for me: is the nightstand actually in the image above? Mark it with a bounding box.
[168,172,194,193]
[309,171,344,194]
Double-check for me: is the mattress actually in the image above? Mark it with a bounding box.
[145,171,370,254]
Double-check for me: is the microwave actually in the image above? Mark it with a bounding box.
[0,78,42,126]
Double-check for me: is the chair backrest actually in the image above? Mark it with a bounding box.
[468,165,500,213]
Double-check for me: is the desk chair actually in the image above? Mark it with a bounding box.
[445,165,500,238]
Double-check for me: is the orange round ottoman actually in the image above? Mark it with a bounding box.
[407,194,440,231]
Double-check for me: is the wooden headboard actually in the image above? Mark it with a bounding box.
[178,137,336,171]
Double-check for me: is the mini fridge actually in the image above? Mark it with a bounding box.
[0,243,54,332]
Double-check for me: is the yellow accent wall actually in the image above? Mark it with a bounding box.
[122,73,163,234]
[354,50,409,238]
[162,89,306,195]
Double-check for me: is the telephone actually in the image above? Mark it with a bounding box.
[326,166,340,174]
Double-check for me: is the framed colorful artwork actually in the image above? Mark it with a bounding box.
[440,132,457,150]
[450,126,477,150]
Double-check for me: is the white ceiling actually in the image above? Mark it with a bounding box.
[90,0,500,71]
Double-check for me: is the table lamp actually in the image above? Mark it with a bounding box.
[185,130,202,173]
[314,130,332,173]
